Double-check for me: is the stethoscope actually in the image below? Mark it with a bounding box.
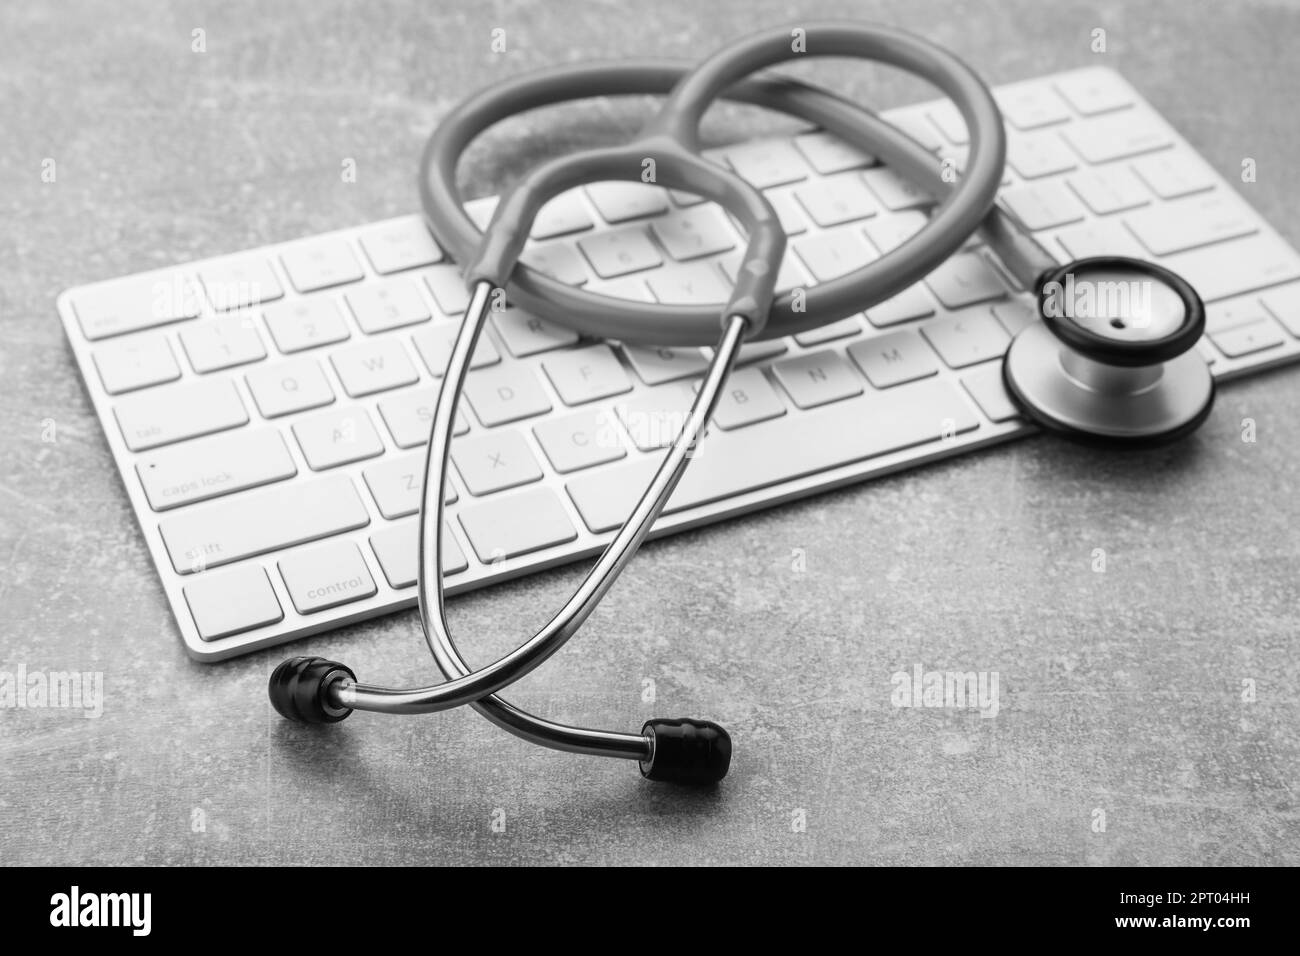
[268,23,1215,785]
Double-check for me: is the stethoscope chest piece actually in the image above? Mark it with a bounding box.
[1003,256,1215,445]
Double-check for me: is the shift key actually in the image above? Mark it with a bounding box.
[159,475,369,574]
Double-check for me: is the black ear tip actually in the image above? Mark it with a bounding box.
[639,718,732,784]
[268,657,356,724]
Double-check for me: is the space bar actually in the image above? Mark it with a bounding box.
[567,377,979,533]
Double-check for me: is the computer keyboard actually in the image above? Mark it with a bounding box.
[59,66,1300,661]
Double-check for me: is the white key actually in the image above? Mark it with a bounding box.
[464,365,552,425]
[927,102,968,145]
[621,344,709,385]
[1001,181,1087,231]
[1206,298,1272,334]
[578,227,662,278]
[377,387,469,448]
[794,175,880,227]
[1062,114,1169,163]
[724,139,810,188]
[924,252,1008,309]
[583,182,669,223]
[262,298,350,353]
[593,276,654,302]
[849,329,940,387]
[72,271,200,340]
[1067,167,1150,215]
[888,111,944,151]
[531,193,595,239]
[160,475,369,574]
[730,340,790,365]
[703,366,786,430]
[345,278,431,334]
[866,284,936,327]
[772,350,863,408]
[292,406,385,470]
[363,453,455,519]
[358,219,443,274]
[1007,132,1077,179]
[533,410,627,473]
[1131,152,1217,200]
[1125,193,1256,256]
[115,378,248,452]
[647,262,730,304]
[542,344,632,405]
[861,167,932,211]
[520,243,589,285]
[179,315,267,373]
[244,357,335,418]
[566,378,978,532]
[864,210,928,254]
[491,307,579,356]
[615,383,696,450]
[1054,220,1148,260]
[995,85,1071,130]
[1163,234,1300,303]
[719,256,807,296]
[370,521,468,586]
[459,488,577,562]
[412,323,500,375]
[793,230,877,282]
[136,427,297,511]
[794,130,875,173]
[464,197,497,230]
[330,338,419,397]
[961,365,1022,423]
[280,240,365,293]
[92,332,180,394]
[198,256,283,311]
[921,310,1011,368]
[424,266,470,315]
[183,565,283,641]
[766,191,811,235]
[794,316,863,346]
[1210,320,1286,358]
[452,430,543,496]
[278,541,377,614]
[992,298,1040,337]
[650,206,736,260]
[1261,285,1300,338]
[1054,70,1133,115]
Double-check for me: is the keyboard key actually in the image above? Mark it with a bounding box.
[278,541,377,614]
[464,365,552,425]
[92,332,180,394]
[136,427,297,511]
[464,196,497,230]
[377,387,470,448]
[179,315,267,373]
[491,307,579,357]
[566,377,978,531]
[704,366,786,430]
[345,278,431,334]
[330,337,419,397]
[793,229,877,282]
[183,565,283,641]
[1209,320,1286,358]
[370,520,468,586]
[992,298,1040,337]
[1131,152,1217,201]
[452,431,543,496]
[1066,167,1150,215]
[615,384,696,450]
[292,406,385,470]
[861,167,932,211]
[531,193,595,239]
[646,261,731,304]
[719,256,807,296]
[1007,132,1078,179]
[1125,193,1256,256]
[921,310,1011,368]
[848,329,939,388]
[772,350,863,408]
[961,365,1022,422]
[578,227,663,278]
[159,474,369,574]
[995,84,1071,130]
[924,252,1008,309]
[542,344,632,405]
[280,240,365,293]
[363,454,455,520]
[245,357,334,418]
[1062,113,1169,163]
[888,111,944,151]
[411,324,500,377]
[198,257,284,311]
[650,206,736,260]
[864,210,927,254]
[1054,220,1149,260]
[866,284,936,327]
[459,488,577,562]
[724,139,810,188]
[584,182,669,223]
[1206,297,1272,334]
[520,242,589,285]
[358,219,443,274]
[794,130,875,173]
[765,191,811,236]
[114,378,248,452]
[730,340,790,365]
[424,266,470,315]
[794,316,863,346]
[1261,285,1300,338]
[72,272,200,341]
[1163,234,1300,303]
[622,343,710,384]
[262,298,350,353]
[1001,181,1087,231]
[926,102,968,145]
[794,175,880,227]
[593,276,655,303]
[1054,70,1133,115]
[533,409,627,473]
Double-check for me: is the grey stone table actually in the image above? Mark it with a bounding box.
[2,0,1297,866]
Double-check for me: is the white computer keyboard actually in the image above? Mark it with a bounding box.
[59,66,1300,661]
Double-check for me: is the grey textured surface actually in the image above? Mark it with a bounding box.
[2,0,1299,866]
